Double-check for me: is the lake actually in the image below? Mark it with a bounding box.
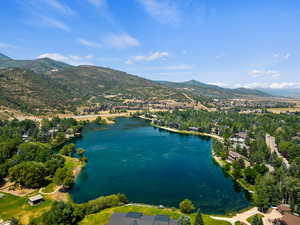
[70,118,250,214]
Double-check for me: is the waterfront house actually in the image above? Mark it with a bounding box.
[28,194,44,206]
[277,205,292,215]
[108,212,177,225]
[188,127,199,132]
[274,213,300,225]
[228,150,245,162]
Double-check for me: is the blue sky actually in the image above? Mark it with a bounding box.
[1,0,300,89]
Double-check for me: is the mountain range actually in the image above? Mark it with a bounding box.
[0,53,272,114]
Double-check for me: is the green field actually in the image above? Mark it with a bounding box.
[0,192,53,224]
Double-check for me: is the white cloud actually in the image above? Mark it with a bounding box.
[87,0,105,7]
[250,69,280,78]
[215,53,226,59]
[126,52,169,64]
[37,53,94,65]
[79,39,102,48]
[137,0,180,24]
[102,33,140,48]
[209,82,300,89]
[273,53,290,60]
[164,64,192,70]
[0,42,16,49]
[41,0,75,16]
[39,16,71,32]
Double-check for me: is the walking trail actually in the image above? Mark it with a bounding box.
[210,207,282,225]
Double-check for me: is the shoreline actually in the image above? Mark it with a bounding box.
[142,118,253,193]
[146,120,224,141]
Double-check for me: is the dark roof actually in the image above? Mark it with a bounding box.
[280,213,300,225]
[154,215,169,222]
[127,212,143,219]
[108,212,177,225]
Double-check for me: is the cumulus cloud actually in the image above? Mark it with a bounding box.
[136,0,181,24]
[126,52,169,64]
[37,53,94,65]
[102,33,140,48]
[79,39,102,48]
[250,69,280,78]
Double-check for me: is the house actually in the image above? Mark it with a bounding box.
[108,212,177,225]
[230,132,247,144]
[188,127,199,132]
[28,194,44,206]
[275,213,300,225]
[228,150,245,162]
[277,205,292,215]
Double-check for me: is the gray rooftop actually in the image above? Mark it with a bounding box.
[28,194,43,202]
[108,212,177,225]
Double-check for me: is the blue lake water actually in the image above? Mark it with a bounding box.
[70,118,250,214]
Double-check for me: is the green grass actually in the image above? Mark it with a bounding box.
[246,214,264,223]
[63,155,83,172]
[0,192,53,224]
[41,183,57,193]
[235,222,244,225]
[79,205,231,225]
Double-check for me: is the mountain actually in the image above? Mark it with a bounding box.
[0,54,72,74]
[0,68,79,114]
[0,53,272,114]
[158,80,271,98]
[258,88,300,98]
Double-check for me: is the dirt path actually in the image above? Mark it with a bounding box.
[210,207,282,225]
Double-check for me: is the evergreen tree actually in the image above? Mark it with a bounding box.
[194,209,204,225]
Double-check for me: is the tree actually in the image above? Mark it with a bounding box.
[117,193,128,204]
[179,199,195,214]
[194,209,204,225]
[10,218,21,225]
[177,216,191,225]
[40,201,84,225]
[251,215,263,225]
[9,162,47,188]
[59,144,76,156]
[16,142,52,162]
[53,168,74,188]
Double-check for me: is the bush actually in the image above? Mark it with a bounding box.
[9,161,47,188]
[39,201,84,225]
[82,194,128,215]
[179,199,195,214]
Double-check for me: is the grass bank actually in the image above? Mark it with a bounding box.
[79,204,231,225]
[150,123,223,141]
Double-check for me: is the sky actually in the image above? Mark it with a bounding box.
[1,0,300,89]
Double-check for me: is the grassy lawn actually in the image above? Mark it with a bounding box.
[41,183,57,193]
[0,192,53,224]
[79,205,231,225]
[63,156,81,171]
[246,214,264,223]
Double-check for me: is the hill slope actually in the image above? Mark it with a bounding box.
[0,54,72,74]
[158,80,271,99]
[0,68,79,114]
